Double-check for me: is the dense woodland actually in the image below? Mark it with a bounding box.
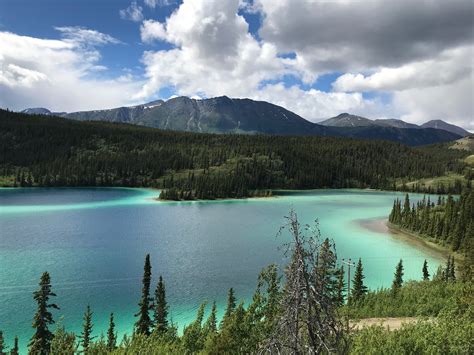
[0,212,472,354]
[1,109,470,199]
[388,188,474,274]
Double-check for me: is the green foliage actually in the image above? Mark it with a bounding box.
[153,276,168,334]
[0,331,6,355]
[348,280,472,318]
[350,295,473,354]
[80,305,95,354]
[10,336,19,355]
[391,259,404,295]
[50,325,76,354]
[29,272,59,355]
[106,313,116,351]
[351,258,368,303]
[422,259,430,281]
[1,109,469,198]
[134,254,153,335]
[389,188,473,280]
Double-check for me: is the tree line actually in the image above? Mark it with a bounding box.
[388,188,473,279]
[1,212,471,354]
[1,109,470,199]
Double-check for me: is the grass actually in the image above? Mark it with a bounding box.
[395,172,467,190]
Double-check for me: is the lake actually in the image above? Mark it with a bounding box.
[0,188,444,352]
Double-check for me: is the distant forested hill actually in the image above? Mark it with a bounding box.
[0,109,469,199]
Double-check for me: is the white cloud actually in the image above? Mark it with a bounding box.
[333,46,472,92]
[144,0,175,8]
[0,30,142,112]
[119,1,144,22]
[140,20,167,43]
[136,0,289,100]
[394,77,474,130]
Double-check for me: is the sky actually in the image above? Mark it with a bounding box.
[0,0,472,130]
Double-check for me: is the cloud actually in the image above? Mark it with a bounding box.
[256,0,474,76]
[144,0,176,8]
[0,30,142,112]
[140,20,167,43]
[333,46,473,92]
[136,0,289,100]
[119,1,144,22]
[55,26,121,46]
[394,77,474,130]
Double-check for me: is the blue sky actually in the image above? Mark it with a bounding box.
[0,0,472,129]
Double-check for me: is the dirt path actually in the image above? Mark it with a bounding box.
[350,317,418,331]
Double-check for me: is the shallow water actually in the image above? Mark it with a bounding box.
[0,188,443,352]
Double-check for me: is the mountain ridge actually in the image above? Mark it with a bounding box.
[19,96,463,145]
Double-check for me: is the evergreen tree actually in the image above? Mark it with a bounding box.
[10,336,19,355]
[221,288,236,328]
[106,313,116,351]
[153,275,169,334]
[351,258,367,303]
[29,272,59,355]
[422,259,430,281]
[391,259,404,295]
[135,254,153,335]
[50,326,76,354]
[448,256,456,281]
[203,301,217,335]
[0,331,6,355]
[80,305,94,354]
[336,265,346,306]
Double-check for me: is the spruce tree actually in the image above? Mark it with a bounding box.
[135,254,153,335]
[391,259,404,295]
[203,301,217,335]
[107,313,116,351]
[29,271,59,355]
[80,305,94,354]
[448,256,456,281]
[11,336,19,355]
[351,258,367,303]
[0,331,6,355]
[336,265,346,307]
[220,288,236,328]
[153,275,169,334]
[422,259,430,281]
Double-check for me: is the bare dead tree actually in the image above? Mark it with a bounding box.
[260,210,348,354]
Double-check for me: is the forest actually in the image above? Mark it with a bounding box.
[0,211,472,354]
[388,188,473,271]
[1,109,471,199]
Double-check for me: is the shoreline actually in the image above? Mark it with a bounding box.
[358,217,462,262]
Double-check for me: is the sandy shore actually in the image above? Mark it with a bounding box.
[357,217,451,262]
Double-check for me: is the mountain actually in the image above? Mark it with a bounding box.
[319,113,376,127]
[374,118,420,129]
[64,100,164,123]
[421,120,470,137]
[20,96,462,146]
[21,107,67,116]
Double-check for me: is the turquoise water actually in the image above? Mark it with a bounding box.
[0,188,443,353]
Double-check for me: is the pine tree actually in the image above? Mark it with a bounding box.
[422,259,430,281]
[11,336,19,355]
[351,258,367,303]
[107,313,116,351]
[221,288,236,328]
[29,272,59,355]
[448,256,456,281]
[336,265,346,306]
[153,275,169,334]
[80,305,94,354]
[203,301,217,335]
[135,254,153,335]
[0,331,6,355]
[391,259,404,295]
